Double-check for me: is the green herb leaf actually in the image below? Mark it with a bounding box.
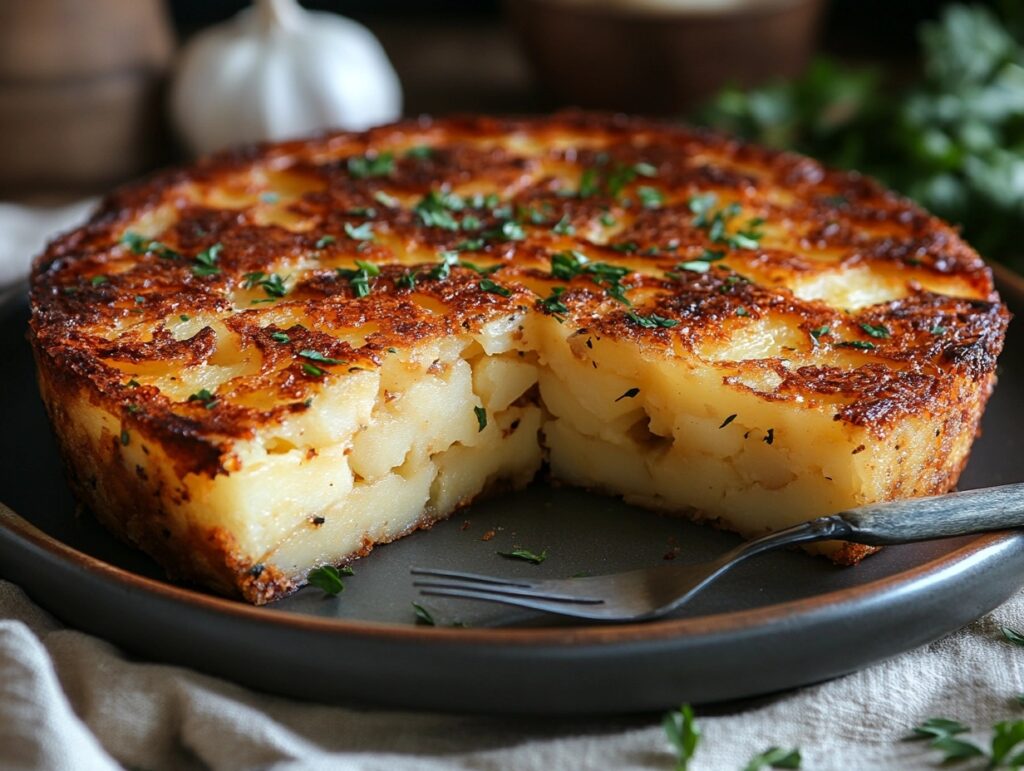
[675,261,712,274]
[498,547,547,564]
[90,275,109,286]
[744,747,801,771]
[474,405,487,432]
[860,322,891,339]
[307,565,346,596]
[637,186,664,209]
[412,602,436,625]
[347,152,394,179]
[809,325,831,345]
[344,222,375,241]
[243,271,288,298]
[911,717,971,740]
[405,145,434,159]
[414,190,462,231]
[538,286,569,319]
[314,235,336,249]
[1002,627,1024,647]
[302,362,326,378]
[578,167,600,198]
[478,278,511,297]
[187,388,218,409]
[270,331,290,344]
[552,215,576,235]
[299,349,344,365]
[626,311,679,329]
[192,243,223,277]
[835,340,877,350]
[663,704,701,771]
[120,428,130,446]
[397,269,418,290]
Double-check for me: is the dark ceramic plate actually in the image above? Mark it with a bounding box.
[2,270,1024,715]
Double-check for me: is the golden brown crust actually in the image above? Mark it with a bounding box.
[28,112,1010,595]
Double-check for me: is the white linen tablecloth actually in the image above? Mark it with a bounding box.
[3,202,1023,771]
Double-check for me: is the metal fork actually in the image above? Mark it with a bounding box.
[412,483,1024,622]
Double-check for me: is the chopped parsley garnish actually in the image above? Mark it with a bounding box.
[314,235,336,249]
[299,349,344,365]
[405,145,434,159]
[860,322,891,339]
[663,704,701,771]
[720,414,737,428]
[549,251,632,305]
[179,314,190,322]
[347,206,376,218]
[909,718,983,764]
[578,167,600,198]
[538,287,568,319]
[600,212,617,227]
[307,565,352,596]
[397,269,418,290]
[478,278,511,297]
[414,189,462,231]
[134,295,146,305]
[428,251,460,281]
[498,547,547,564]
[687,194,764,250]
[336,260,381,297]
[243,271,288,298]
[187,388,218,409]
[374,190,400,208]
[552,215,576,235]
[270,331,290,344]
[576,161,658,199]
[637,186,664,209]
[1002,626,1024,647]
[344,221,375,241]
[259,192,280,204]
[412,602,436,625]
[120,428,130,446]
[461,213,482,231]
[192,243,223,277]
[346,152,394,179]
[930,324,947,335]
[626,311,679,329]
[90,275,109,286]
[809,325,831,345]
[126,379,140,388]
[836,340,876,350]
[736,306,750,317]
[491,220,526,241]
[615,387,640,402]
[743,747,801,770]
[474,405,487,432]
[610,240,639,253]
[302,362,325,378]
[674,261,712,274]
[120,231,180,260]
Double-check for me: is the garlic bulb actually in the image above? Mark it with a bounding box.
[170,0,402,156]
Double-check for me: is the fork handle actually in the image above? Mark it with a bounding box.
[834,482,1024,546]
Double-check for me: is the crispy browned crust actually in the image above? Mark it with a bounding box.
[28,112,1010,599]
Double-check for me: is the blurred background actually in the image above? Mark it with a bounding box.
[1,0,1022,264]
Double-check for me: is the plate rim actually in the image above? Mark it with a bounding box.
[3,502,1021,647]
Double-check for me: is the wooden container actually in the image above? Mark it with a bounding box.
[0,0,174,196]
[505,0,825,114]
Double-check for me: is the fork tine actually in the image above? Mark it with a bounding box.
[409,567,534,588]
[413,578,602,603]
[418,587,606,617]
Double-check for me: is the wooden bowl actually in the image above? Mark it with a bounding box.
[505,0,825,114]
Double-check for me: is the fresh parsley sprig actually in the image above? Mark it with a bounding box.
[663,704,701,771]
